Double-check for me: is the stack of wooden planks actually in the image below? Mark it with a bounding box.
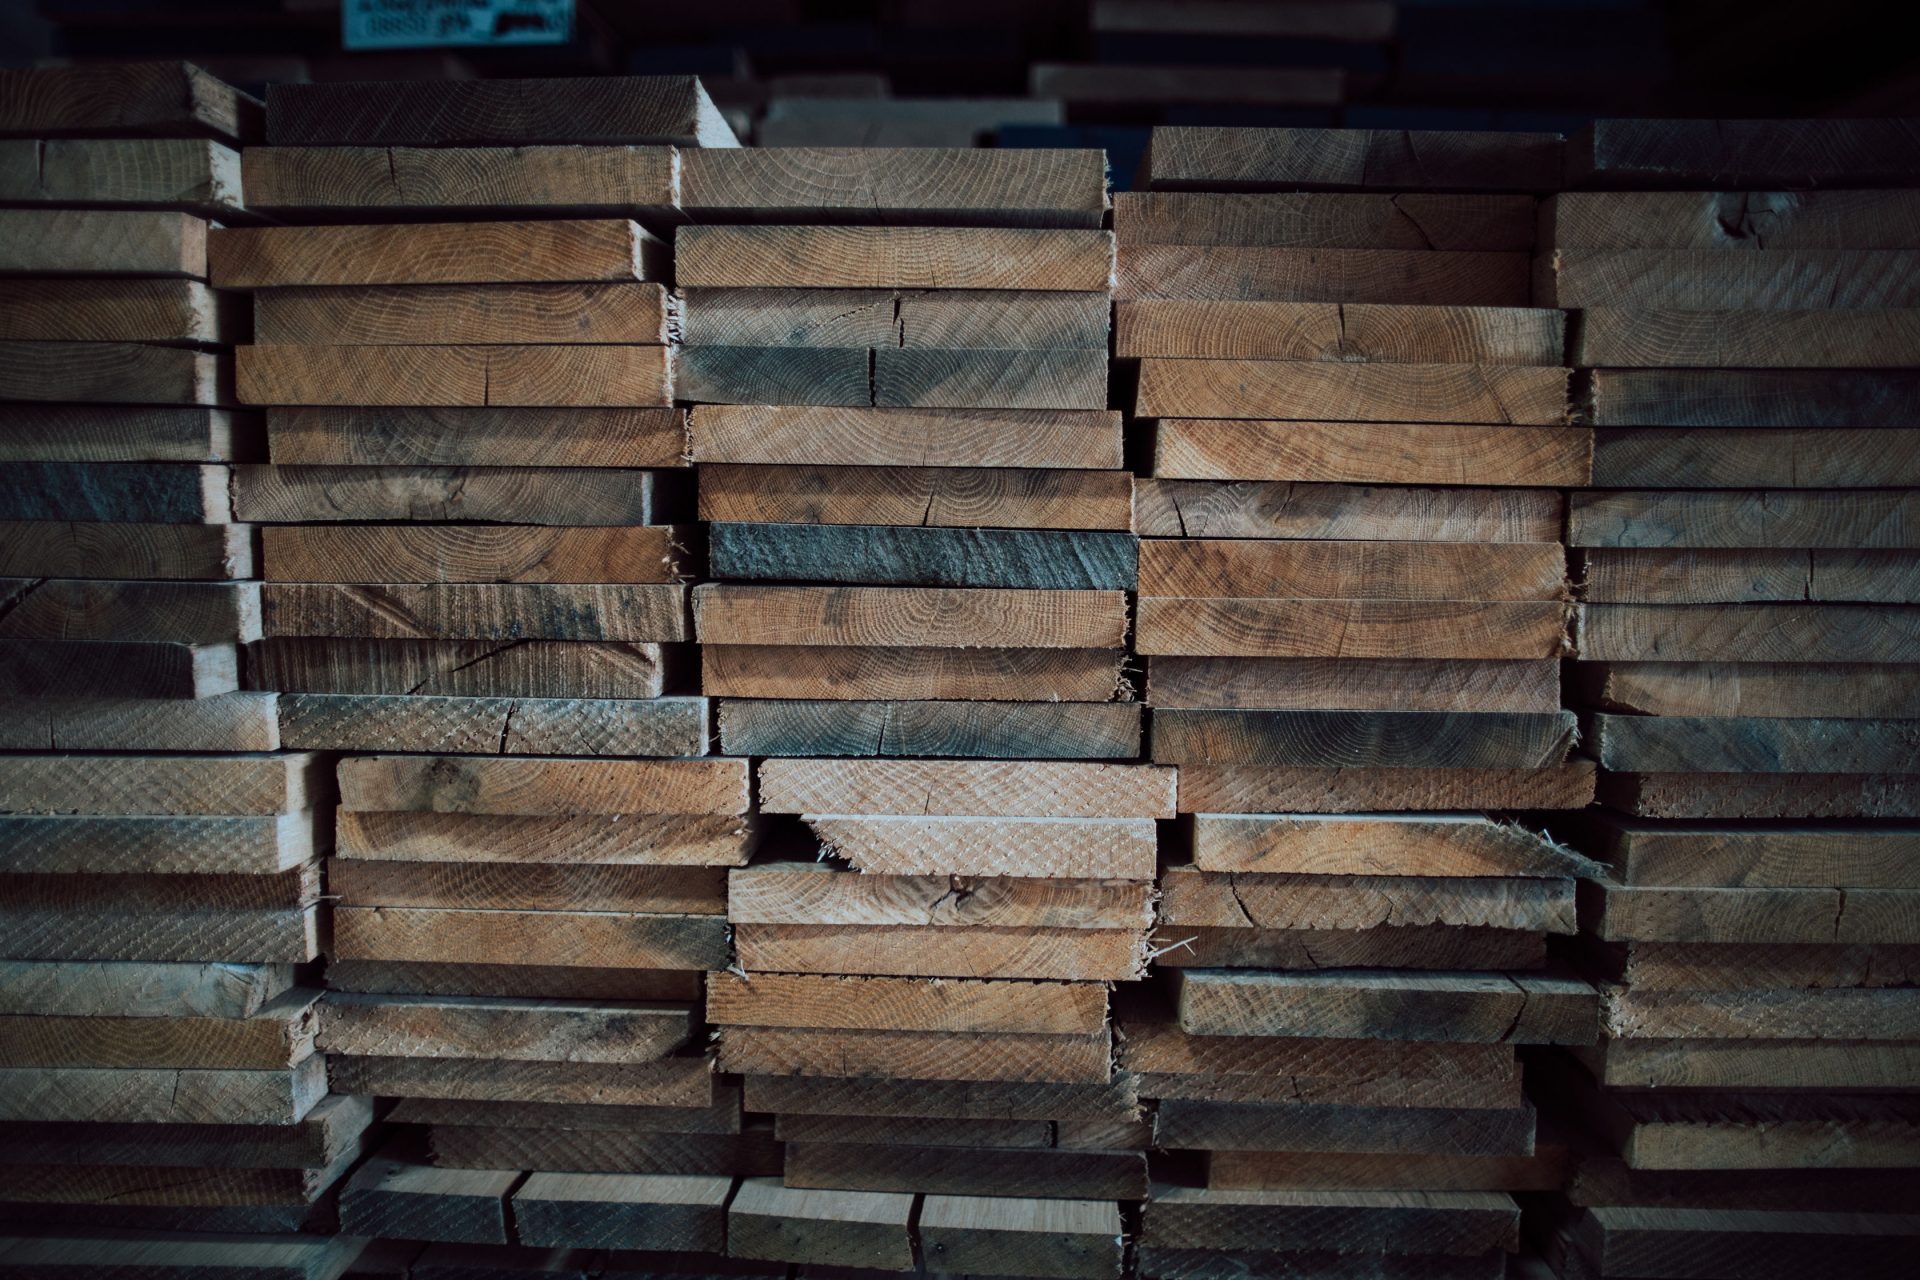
[1118,124,1600,1280]
[1534,118,1920,1279]
[0,60,362,1270]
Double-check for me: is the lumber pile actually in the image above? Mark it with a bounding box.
[0,58,365,1266]
[1120,124,1598,1279]
[1534,118,1920,1278]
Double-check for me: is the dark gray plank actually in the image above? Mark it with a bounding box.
[708,523,1138,589]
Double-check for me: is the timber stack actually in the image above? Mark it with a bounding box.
[0,60,364,1276]
[225,74,773,1269]
[1117,125,1600,1280]
[677,149,1150,1273]
[1535,118,1920,1279]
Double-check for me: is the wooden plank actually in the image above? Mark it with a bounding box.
[804,813,1156,877]
[0,62,261,144]
[678,288,1110,350]
[0,208,205,276]
[705,971,1107,1034]
[758,759,1176,818]
[1177,970,1597,1044]
[254,283,669,346]
[325,1052,713,1108]
[0,522,250,580]
[1579,549,1920,603]
[667,346,875,407]
[0,578,259,644]
[0,138,241,217]
[726,1178,914,1270]
[710,524,1136,589]
[1137,360,1568,423]
[692,585,1125,648]
[1143,126,1564,193]
[1138,598,1569,658]
[1541,249,1920,308]
[264,526,690,584]
[742,1074,1138,1123]
[701,644,1125,702]
[1569,117,1920,188]
[432,1125,777,1179]
[326,962,699,1005]
[1576,603,1920,664]
[682,148,1107,226]
[1583,880,1920,945]
[1543,189,1920,251]
[0,1054,324,1124]
[1191,814,1591,877]
[0,639,236,698]
[1116,246,1530,305]
[513,1172,730,1252]
[331,859,725,912]
[211,221,661,289]
[1116,301,1561,363]
[1139,1184,1521,1256]
[1588,714,1920,775]
[0,811,316,874]
[1152,925,1545,973]
[1569,1204,1920,1280]
[1601,986,1920,1041]
[874,347,1109,410]
[264,76,735,148]
[733,923,1147,982]
[1,864,318,911]
[388,1090,740,1134]
[1593,428,1920,489]
[336,755,747,815]
[1577,1038,1920,1093]
[265,405,687,468]
[698,463,1130,531]
[0,990,318,1070]
[675,226,1113,291]
[339,1158,513,1246]
[0,461,233,524]
[0,903,319,965]
[260,583,688,642]
[242,145,677,219]
[1139,539,1565,600]
[319,993,690,1064]
[1576,308,1920,368]
[1178,762,1595,813]
[0,961,294,1018]
[1208,1149,1564,1194]
[0,693,278,752]
[1150,421,1592,486]
[785,1142,1146,1199]
[688,405,1122,470]
[1149,656,1560,712]
[917,1195,1122,1278]
[717,1025,1112,1085]
[248,638,682,699]
[1120,1022,1520,1099]
[1575,663,1920,719]
[719,699,1139,759]
[727,862,1151,929]
[238,465,678,526]
[336,811,756,867]
[1135,479,1565,541]
[0,341,225,405]
[332,907,729,970]
[0,405,256,464]
[1157,1099,1536,1157]
[1586,369,1920,429]
[0,1232,358,1278]
[0,1091,370,1168]
[1155,709,1577,768]
[236,344,672,408]
[0,278,234,345]
[1112,191,1535,250]
[1569,490,1920,549]
[1158,867,1575,933]
[1591,940,1920,992]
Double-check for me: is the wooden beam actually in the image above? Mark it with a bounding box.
[1116,247,1529,305]
[674,226,1113,291]
[698,463,1131,530]
[264,405,686,468]
[339,1158,514,1246]
[336,755,748,815]
[1178,762,1595,814]
[687,405,1122,470]
[260,582,689,641]
[332,906,729,970]
[1117,301,1561,363]
[1191,814,1591,877]
[0,208,205,276]
[1569,489,1920,548]
[705,971,1107,1034]
[0,62,261,144]
[1153,709,1577,769]
[1159,867,1574,933]
[1135,479,1565,541]
[756,758,1175,817]
[337,810,756,868]
[512,1172,730,1252]
[318,993,691,1064]
[1137,360,1568,423]
[1586,713,1920,775]
[1150,421,1592,487]
[1575,603,1920,663]
[264,76,735,147]
[1139,1184,1521,1256]
[1568,117,1920,189]
[1113,191,1534,250]
[709,523,1136,589]
[210,220,662,288]
[1543,189,1920,250]
[1142,126,1565,192]
[254,282,670,346]
[242,145,677,221]
[1176,970,1597,1044]
[692,585,1126,648]
[727,862,1151,929]
[0,341,225,405]
[249,637,684,699]
[717,1024,1112,1084]
[1586,369,1920,428]
[236,344,672,408]
[681,148,1107,227]
[1578,549,1920,603]
[1149,656,1560,713]
[701,644,1125,702]
[726,1178,915,1270]
[733,923,1147,982]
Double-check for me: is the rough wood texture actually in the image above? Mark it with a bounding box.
[325,1052,713,1109]
[1156,1099,1537,1157]
[1139,539,1566,601]
[1543,189,1920,250]
[701,644,1125,702]
[1159,867,1574,933]
[1583,879,1920,945]
[1177,762,1596,814]
[682,148,1107,226]
[239,464,678,526]
[1568,1204,1920,1280]
[678,288,1110,350]
[1598,772,1920,820]
[727,862,1151,929]
[0,693,279,752]
[1575,603,1920,664]
[1577,1037,1920,1092]
[1138,598,1567,659]
[692,585,1125,648]
[0,638,236,698]
[1191,814,1590,877]
[1137,360,1568,423]
[1113,191,1535,250]
[0,61,261,143]
[0,1232,359,1278]
[1140,1184,1522,1256]
[1208,1149,1563,1194]
[1116,246,1530,305]
[706,971,1107,1034]
[242,145,677,219]
[254,282,670,346]
[1176,970,1597,1044]
[336,755,747,816]
[917,1194,1123,1279]
[0,811,316,874]
[1116,301,1562,363]
[211,220,660,288]
[718,699,1139,759]
[0,961,295,1018]
[1586,369,1920,429]
[248,638,682,700]
[0,578,258,643]
[512,1172,730,1252]
[688,405,1122,470]
[1153,925,1546,974]
[0,208,205,276]
[733,923,1148,981]
[0,521,252,580]
[1587,714,1920,775]
[1579,550,1920,604]
[0,137,241,217]
[0,1054,325,1125]
[1577,663,1920,719]
[675,226,1113,290]
[0,990,319,1070]
[332,907,729,970]
[261,583,688,642]
[331,858,725,912]
[1576,308,1920,368]
[1601,985,1920,1041]
[0,278,235,345]
[710,523,1136,589]
[1135,480,1564,541]
[1148,656,1560,712]
[803,814,1156,878]
[262,526,690,585]
[717,1024,1112,1084]
[784,1142,1147,1200]
[264,405,686,468]
[434,1124,777,1179]
[0,341,225,405]
[0,404,256,464]
[339,1159,514,1246]
[1143,127,1565,192]
[1539,249,1920,309]
[699,463,1130,530]
[757,758,1175,817]
[265,76,735,147]
[726,1178,915,1270]
[1154,709,1577,769]
[326,961,698,1004]
[743,1073,1138,1122]
[1150,421,1592,487]
[237,344,672,408]
[1592,429,1920,489]
[319,993,690,1064]
[278,693,705,756]
[1569,117,1920,188]
[1569,490,1920,549]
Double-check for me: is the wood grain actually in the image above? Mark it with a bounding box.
[1137,360,1569,423]
[237,344,672,408]
[1116,300,1562,362]
[1142,126,1565,192]
[688,404,1121,470]
[675,226,1114,290]
[692,584,1126,648]
[1116,246,1529,305]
